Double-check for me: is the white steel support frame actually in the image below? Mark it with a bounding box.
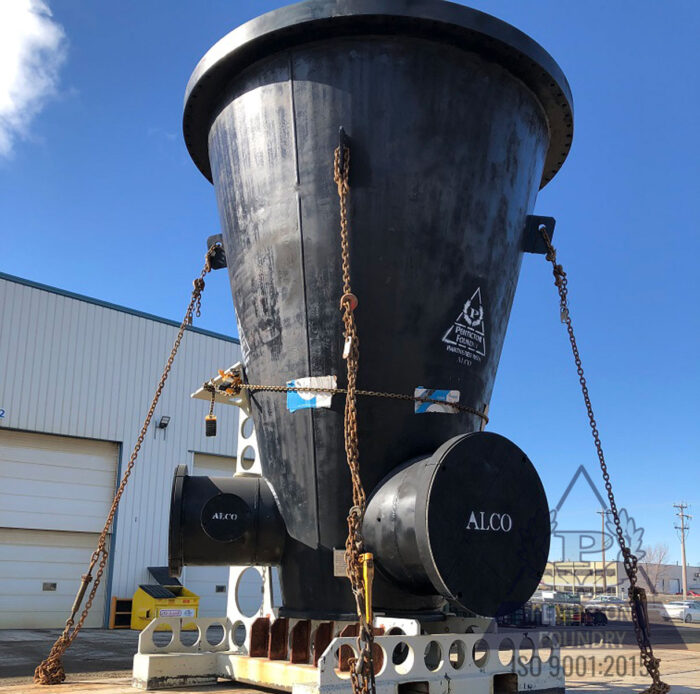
[133,615,564,692]
[134,365,565,692]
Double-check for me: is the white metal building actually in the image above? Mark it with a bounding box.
[0,272,241,628]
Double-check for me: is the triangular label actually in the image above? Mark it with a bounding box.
[442,287,487,364]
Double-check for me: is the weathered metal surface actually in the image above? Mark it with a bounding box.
[290,619,312,663]
[268,617,290,660]
[249,617,270,658]
[183,0,573,618]
[312,622,334,667]
[183,0,573,186]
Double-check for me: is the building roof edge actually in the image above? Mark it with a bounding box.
[0,271,240,345]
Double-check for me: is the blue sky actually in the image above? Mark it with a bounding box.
[1,1,698,565]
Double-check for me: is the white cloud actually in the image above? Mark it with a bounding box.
[0,0,66,157]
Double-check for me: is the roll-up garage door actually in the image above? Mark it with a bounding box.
[0,430,118,627]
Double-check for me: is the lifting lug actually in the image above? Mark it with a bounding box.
[523,215,556,254]
[206,233,227,269]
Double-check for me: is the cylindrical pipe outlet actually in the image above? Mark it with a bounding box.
[363,432,551,617]
[168,464,286,576]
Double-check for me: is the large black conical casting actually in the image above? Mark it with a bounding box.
[178,0,573,619]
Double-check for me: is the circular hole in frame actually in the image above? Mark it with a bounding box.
[236,568,263,617]
[241,417,254,439]
[232,621,247,647]
[393,642,414,674]
[472,639,489,668]
[333,645,355,679]
[449,640,466,670]
[180,627,199,647]
[518,636,535,665]
[498,638,514,666]
[539,635,552,663]
[424,640,442,671]
[206,623,226,647]
[152,623,174,649]
[392,640,409,665]
[241,445,256,470]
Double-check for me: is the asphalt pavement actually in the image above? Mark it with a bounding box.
[0,628,139,681]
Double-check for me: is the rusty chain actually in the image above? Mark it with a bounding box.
[215,379,488,423]
[540,227,670,694]
[34,245,218,686]
[334,142,377,694]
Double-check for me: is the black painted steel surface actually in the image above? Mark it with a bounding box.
[169,465,286,576]
[183,0,573,186]
[363,433,550,617]
[182,0,573,618]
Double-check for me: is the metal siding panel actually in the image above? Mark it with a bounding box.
[44,291,61,431]
[102,313,120,441]
[0,277,241,600]
[0,282,16,423]
[105,310,127,440]
[43,294,61,432]
[78,302,94,438]
[50,294,71,432]
[64,298,83,433]
[141,320,161,568]
[9,282,25,426]
[24,289,41,432]
[110,311,131,437]
[77,300,93,437]
[10,285,26,428]
[17,288,38,429]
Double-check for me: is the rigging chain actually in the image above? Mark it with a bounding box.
[215,379,488,424]
[539,227,670,694]
[34,245,219,686]
[334,142,377,694]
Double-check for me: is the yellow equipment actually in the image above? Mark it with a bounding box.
[130,566,200,631]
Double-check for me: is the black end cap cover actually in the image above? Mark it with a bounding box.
[424,432,550,617]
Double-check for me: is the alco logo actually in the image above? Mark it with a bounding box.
[201,494,251,543]
[466,511,513,532]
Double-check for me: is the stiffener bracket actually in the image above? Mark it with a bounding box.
[192,362,250,414]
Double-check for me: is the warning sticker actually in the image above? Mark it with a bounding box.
[442,287,487,367]
[286,375,337,412]
[414,387,460,414]
[333,549,348,578]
